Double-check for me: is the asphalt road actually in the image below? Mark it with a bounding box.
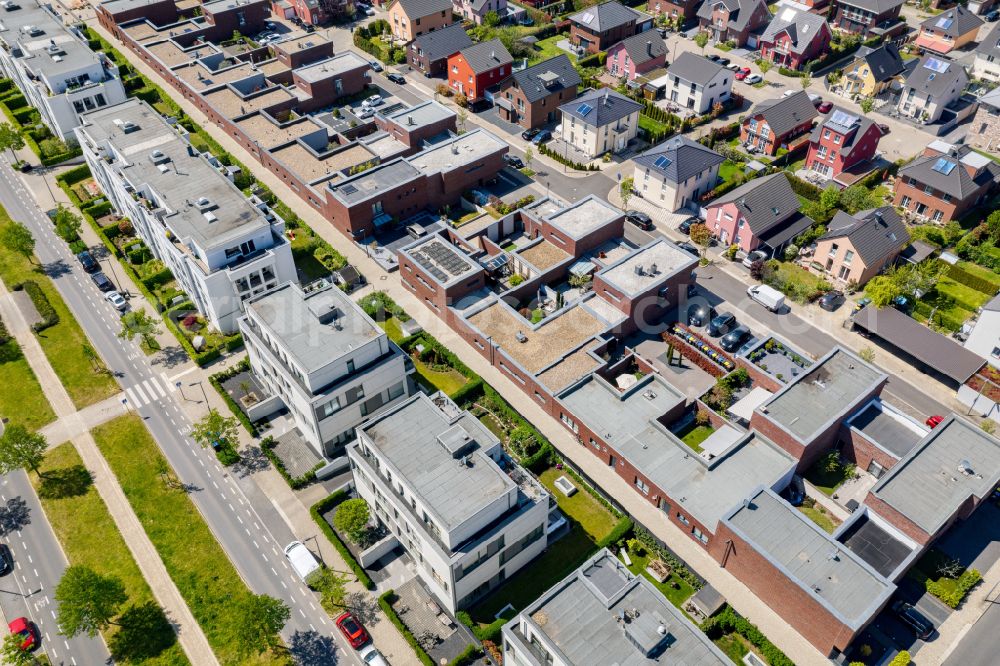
[942,588,1000,666]
[0,161,359,665]
[0,471,110,666]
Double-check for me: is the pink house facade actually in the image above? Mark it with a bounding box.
[606,33,668,81]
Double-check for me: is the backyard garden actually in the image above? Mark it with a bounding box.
[804,451,857,496]
[908,549,982,609]
[746,338,813,384]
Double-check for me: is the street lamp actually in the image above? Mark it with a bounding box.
[190,380,209,406]
[175,380,188,401]
[101,257,122,293]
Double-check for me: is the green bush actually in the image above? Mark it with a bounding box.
[926,569,981,608]
[14,281,59,331]
[597,517,634,549]
[378,591,436,666]
[208,358,259,436]
[701,606,794,666]
[448,643,483,666]
[57,164,92,186]
[310,491,374,589]
[360,291,411,322]
[947,265,998,296]
[456,610,505,643]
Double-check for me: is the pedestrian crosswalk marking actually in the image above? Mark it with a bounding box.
[123,375,173,408]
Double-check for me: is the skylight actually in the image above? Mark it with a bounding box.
[931,158,957,175]
[935,16,954,29]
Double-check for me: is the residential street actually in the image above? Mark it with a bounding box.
[0,470,109,666]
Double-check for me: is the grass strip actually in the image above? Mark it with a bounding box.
[0,338,54,430]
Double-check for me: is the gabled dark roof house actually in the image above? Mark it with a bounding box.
[739,90,818,156]
[496,55,581,129]
[829,0,905,37]
[606,32,668,81]
[662,52,733,114]
[840,43,906,98]
[758,7,832,71]
[813,207,907,285]
[915,6,984,55]
[895,55,969,124]
[704,172,815,255]
[569,1,649,54]
[697,0,771,48]
[893,141,1000,223]
[805,107,883,183]
[973,22,1000,84]
[388,0,453,43]
[558,88,643,158]
[631,135,725,211]
[408,22,474,77]
[447,38,513,102]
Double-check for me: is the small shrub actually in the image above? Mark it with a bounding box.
[15,281,59,331]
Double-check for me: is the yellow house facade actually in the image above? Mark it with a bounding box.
[839,44,906,99]
[388,0,452,44]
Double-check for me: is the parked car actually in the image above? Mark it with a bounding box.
[784,476,805,506]
[720,325,752,352]
[531,130,552,145]
[708,311,737,337]
[356,106,375,119]
[386,73,405,85]
[986,9,999,21]
[742,249,767,268]
[406,224,428,240]
[734,67,751,80]
[369,60,383,72]
[359,645,389,666]
[365,94,383,107]
[716,57,730,67]
[878,123,890,135]
[284,541,322,586]
[105,291,127,311]
[521,128,540,141]
[677,241,699,256]
[678,216,698,235]
[76,249,98,273]
[726,62,742,72]
[687,304,714,327]
[364,6,376,15]
[7,618,37,652]
[656,27,667,37]
[305,24,315,33]
[18,162,32,173]
[818,291,845,311]
[746,284,785,312]
[336,612,370,649]
[810,95,824,107]
[0,544,11,576]
[817,101,834,113]
[745,74,763,84]
[782,89,797,98]
[625,211,653,231]
[892,601,934,640]
[91,271,114,292]
[706,54,721,62]
[925,415,944,428]
[503,154,524,169]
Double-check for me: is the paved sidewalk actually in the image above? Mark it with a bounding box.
[0,280,220,666]
[38,393,130,445]
[98,23,831,661]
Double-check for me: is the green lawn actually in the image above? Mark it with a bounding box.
[0,339,54,430]
[33,443,189,666]
[718,160,742,185]
[375,315,405,343]
[539,468,617,539]
[0,211,118,409]
[764,261,832,303]
[957,262,1000,290]
[935,276,993,312]
[804,461,852,496]
[798,502,841,534]
[530,34,575,64]
[414,360,468,396]
[675,423,714,453]
[620,548,696,609]
[714,631,751,662]
[639,114,669,137]
[93,415,289,666]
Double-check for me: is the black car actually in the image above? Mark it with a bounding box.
[677,241,699,256]
[369,61,383,72]
[706,54,721,62]
[0,544,11,576]
[892,601,934,640]
[503,154,524,169]
[18,162,32,173]
[531,130,552,145]
[76,250,98,273]
[678,216,698,235]
[91,271,114,292]
[818,291,845,312]
[386,73,405,85]
[521,128,540,141]
[625,211,653,231]
[720,325,751,352]
[708,312,737,337]
[656,27,667,37]
[717,57,731,67]
[687,304,714,327]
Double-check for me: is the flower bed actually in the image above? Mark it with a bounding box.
[664,324,736,376]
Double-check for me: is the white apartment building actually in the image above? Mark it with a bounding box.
[77,99,296,334]
[557,88,642,159]
[240,280,415,458]
[662,52,732,115]
[348,392,550,613]
[632,135,724,212]
[0,0,126,143]
[896,55,968,124]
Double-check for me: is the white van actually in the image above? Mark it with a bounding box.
[746,284,785,313]
[284,541,322,587]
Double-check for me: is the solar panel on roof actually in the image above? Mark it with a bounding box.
[931,157,957,175]
[936,16,954,29]
[829,109,859,128]
[923,57,949,73]
[577,103,593,116]
[653,155,672,170]
[341,184,358,195]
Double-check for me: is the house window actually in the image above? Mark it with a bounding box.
[932,210,943,222]
[843,250,854,265]
[692,526,708,544]
[635,477,650,495]
[676,512,689,525]
[833,135,841,144]
[901,195,911,208]
[838,265,851,280]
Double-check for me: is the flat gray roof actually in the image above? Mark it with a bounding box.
[294,52,369,83]
[558,374,795,529]
[545,195,623,239]
[402,236,480,287]
[515,549,729,665]
[101,0,172,13]
[78,99,270,251]
[407,128,506,174]
[328,159,422,205]
[871,415,1000,536]
[2,0,104,79]
[380,100,455,129]
[597,239,696,296]
[245,282,381,373]
[848,400,927,459]
[724,489,895,628]
[757,348,886,445]
[358,393,516,533]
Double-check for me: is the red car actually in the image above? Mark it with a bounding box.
[8,618,38,652]
[817,101,833,113]
[734,67,751,80]
[336,612,370,650]
[926,415,944,428]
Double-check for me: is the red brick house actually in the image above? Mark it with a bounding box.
[696,0,771,48]
[447,39,512,102]
[739,90,818,156]
[646,0,701,24]
[893,141,1000,223]
[496,55,581,129]
[605,32,668,81]
[829,0,905,37]
[758,8,832,71]
[805,107,882,181]
[569,1,648,54]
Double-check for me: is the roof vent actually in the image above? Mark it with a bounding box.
[959,459,974,476]
[657,624,667,636]
[203,211,218,223]
[515,330,528,343]
[118,119,139,133]
[149,149,169,165]
[648,262,658,274]
[407,115,414,126]
[642,390,657,400]
[194,196,214,211]
[52,55,62,63]
[634,264,644,276]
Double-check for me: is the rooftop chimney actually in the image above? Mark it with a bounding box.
[604,89,610,106]
[647,40,652,57]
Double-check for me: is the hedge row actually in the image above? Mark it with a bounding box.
[261,436,323,489]
[208,357,260,436]
[631,525,705,590]
[947,264,999,297]
[14,281,59,332]
[577,51,607,68]
[701,606,794,666]
[448,643,483,666]
[378,591,436,666]
[310,490,375,589]
[456,610,505,644]
[538,142,600,171]
[926,569,981,609]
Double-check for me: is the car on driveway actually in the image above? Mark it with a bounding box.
[716,57,730,67]
[925,415,944,428]
[817,101,834,113]
[369,60,383,72]
[726,62,742,72]
[105,291,127,311]
[678,216,698,235]
[677,241,699,256]
[687,303,714,327]
[359,645,389,666]
[986,8,999,20]
[336,612,370,650]
[531,130,552,145]
[892,601,934,640]
[742,249,767,267]
[503,154,524,169]
[708,311,737,337]
[8,618,37,652]
[76,249,98,273]
[745,73,762,84]
[365,94,383,107]
[386,73,405,85]
[734,67,751,80]
[625,211,653,231]
[521,128,539,141]
[720,325,752,352]
[818,291,845,311]
[878,123,890,135]
[91,271,114,292]
[706,54,721,62]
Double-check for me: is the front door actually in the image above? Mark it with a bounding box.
[609,455,616,467]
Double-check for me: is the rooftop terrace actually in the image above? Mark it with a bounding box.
[146,39,200,67]
[380,100,455,129]
[235,113,319,149]
[328,159,423,205]
[174,61,254,91]
[203,85,296,119]
[517,239,570,271]
[598,239,696,296]
[848,400,927,460]
[270,142,375,184]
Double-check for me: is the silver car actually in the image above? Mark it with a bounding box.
[105,291,127,311]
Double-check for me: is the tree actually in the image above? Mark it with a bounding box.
[457,108,468,131]
[757,59,771,83]
[53,204,82,243]
[118,310,162,349]
[888,650,911,666]
[0,122,25,163]
[986,210,1000,244]
[314,569,350,613]
[982,420,997,435]
[749,258,766,281]
[619,176,634,211]
[839,185,880,214]
[864,274,901,308]
[1,633,34,666]
[694,32,708,53]
[523,147,533,171]
[783,243,799,261]
[800,71,810,90]
[859,97,875,116]
[0,221,35,264]
[233,594,289,659]
[333,498,371,545]
[0,425,48,478]
[82,344,101,374]
[483,10,500,27]
[689,223,711,254]
[191,408,239,451]
[859,347,876,363]
[56,566,128,638]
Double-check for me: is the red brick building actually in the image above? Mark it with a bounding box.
[829,0,905,36]
[892,141,1000,223]
[740,90,818,156]
[447,39,512,102]
[569,1,648,54]
[805,107,882,181]
[496,55,581,129]
[696,0,771,48]
[758,8,831,71]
